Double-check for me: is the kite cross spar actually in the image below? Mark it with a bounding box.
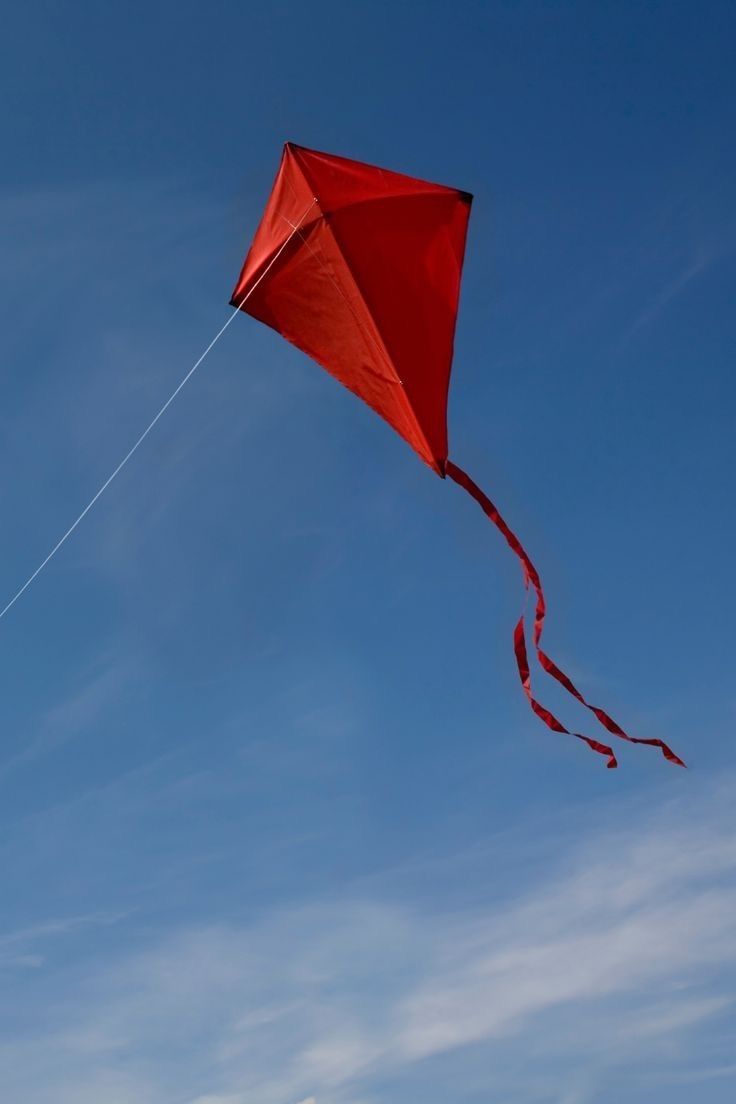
[227,142,685,770]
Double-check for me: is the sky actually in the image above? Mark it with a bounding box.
[0,1,735,1101]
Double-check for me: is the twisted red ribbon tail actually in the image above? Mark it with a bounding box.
[444,461,685,769]
[514,615,617,768]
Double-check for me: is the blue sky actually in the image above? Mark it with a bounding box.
[1,2,735,1101]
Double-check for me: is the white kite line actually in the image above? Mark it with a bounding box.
[0,197,318,624]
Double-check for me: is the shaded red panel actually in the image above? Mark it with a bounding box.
[328,191,470,469]
[230,145,319,304]
[289,142,463,211]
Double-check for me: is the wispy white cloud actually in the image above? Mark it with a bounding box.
[0,910,128,971]
[619,174,736,344]
[620,251,714,344]
[0,652,137,779]
[1,780,734,1103]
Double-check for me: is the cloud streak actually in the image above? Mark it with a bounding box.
[1,779,735,1103]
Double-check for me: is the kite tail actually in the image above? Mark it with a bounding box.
[444,461,685,769]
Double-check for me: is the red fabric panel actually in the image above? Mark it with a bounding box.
[445,461,685,768]
[326,193,469,470]
[288,142,465,213]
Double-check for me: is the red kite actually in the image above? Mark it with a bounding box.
[230,143,684,770]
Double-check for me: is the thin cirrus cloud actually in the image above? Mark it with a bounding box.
[1,778,735,1104]
[0,910,128,972]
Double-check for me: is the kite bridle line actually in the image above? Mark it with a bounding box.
[0,198,318,625]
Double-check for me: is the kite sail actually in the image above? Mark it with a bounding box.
[231,142,684,770]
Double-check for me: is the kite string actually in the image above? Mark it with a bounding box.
[0,198,317,624]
